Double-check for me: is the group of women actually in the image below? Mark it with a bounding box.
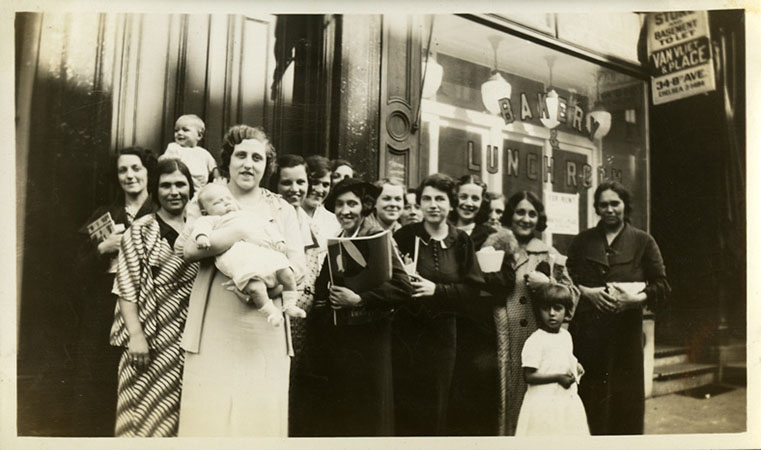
[74,123,670,438]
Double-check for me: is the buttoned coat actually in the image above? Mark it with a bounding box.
[567,222,670,435]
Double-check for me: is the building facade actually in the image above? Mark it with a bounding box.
[15,11,745,436]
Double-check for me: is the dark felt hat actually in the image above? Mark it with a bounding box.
[324,177,380,214]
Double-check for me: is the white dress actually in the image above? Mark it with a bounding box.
[515,328,590,436]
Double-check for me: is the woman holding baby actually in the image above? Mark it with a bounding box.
[177,125,305,437]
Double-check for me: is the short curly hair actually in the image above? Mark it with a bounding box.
[501,191,548,232]
[305,155,333,197]
[417,173,457,206]
[450,174,490,225]
[219,125,277,187]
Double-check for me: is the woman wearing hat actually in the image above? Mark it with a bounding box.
[302,177,412,436]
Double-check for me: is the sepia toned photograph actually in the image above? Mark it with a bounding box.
[5,1,757,448]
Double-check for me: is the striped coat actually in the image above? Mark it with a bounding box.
[110,214,198,437]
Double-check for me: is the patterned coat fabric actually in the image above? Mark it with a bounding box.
[492,237,578,436]
[567,222,670,435]
[110,214,198,437]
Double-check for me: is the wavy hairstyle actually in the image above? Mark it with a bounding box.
[218,125,277,187]
[305,154,332,196]
[450,174,490,225]
[500,190,548,232]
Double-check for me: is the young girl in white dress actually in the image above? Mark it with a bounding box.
[516,284,590,436]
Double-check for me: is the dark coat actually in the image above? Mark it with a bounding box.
[302,217,412,437]
[71,197,155,436]
[392,222,484,436]
[568,221,670,435]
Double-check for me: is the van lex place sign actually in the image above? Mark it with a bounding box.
[647,11,716,105]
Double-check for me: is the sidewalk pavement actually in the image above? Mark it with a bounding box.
[645,386,746,434]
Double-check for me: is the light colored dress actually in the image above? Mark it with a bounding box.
[177,188,305,437]
[515,328,589,436]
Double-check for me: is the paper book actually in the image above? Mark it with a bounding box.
[86,212,125,273]
[86,212,121,244]
[326,229,393,325]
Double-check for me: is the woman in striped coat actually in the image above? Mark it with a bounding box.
[109,159,199,437]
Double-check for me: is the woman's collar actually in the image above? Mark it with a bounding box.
[418,222,458,249]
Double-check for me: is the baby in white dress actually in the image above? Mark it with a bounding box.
[191,183,306,326]
[516,283,589,436]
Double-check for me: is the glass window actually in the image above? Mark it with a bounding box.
[420,14,649,253]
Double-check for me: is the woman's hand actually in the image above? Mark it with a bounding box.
[410,274,436,298]
[97,231,124,255]
[127,333,151,370]
[524,270,550,292]
[329,286,362,309]
[580,285,618,313]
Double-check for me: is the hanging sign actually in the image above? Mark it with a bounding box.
[545,191,579,235]
[646,11,716,105]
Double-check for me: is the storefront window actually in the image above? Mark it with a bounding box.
[420,15,649,253]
